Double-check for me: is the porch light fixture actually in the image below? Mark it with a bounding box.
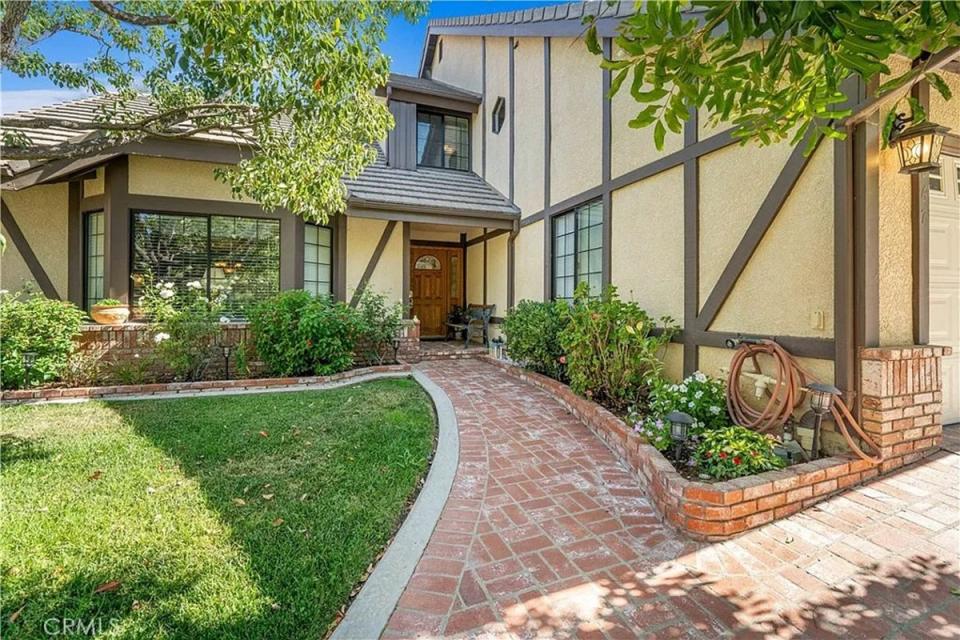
[889,114,949,175]
[665,410,694,458]
[22,351,37,387]
[806,382,840,459]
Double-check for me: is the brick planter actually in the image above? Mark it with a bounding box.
[486,350,947,541]
[1,364,411,404]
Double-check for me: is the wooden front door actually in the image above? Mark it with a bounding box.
[411,246,463,337]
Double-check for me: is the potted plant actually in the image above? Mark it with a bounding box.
[90,298,130,326]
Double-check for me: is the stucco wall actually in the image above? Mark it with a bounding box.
[485,233,508,316]
[514,37,546,217]
[698,140,795,304]
[484,37,512,196]
[711,143,835,338]
[83,168,104,198]
[1,184,70,297]
[466,242,484,305]
[430,35,486,174]
[550,37,602,205]
[345,217,403,302]
[610,166,684,323]
[877,57,915,346]
[128,156,257,203]
[514,221,544,302]
[929,69,960,133]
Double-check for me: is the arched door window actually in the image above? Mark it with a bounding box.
[414,254,441,270]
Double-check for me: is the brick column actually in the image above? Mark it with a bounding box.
[860,346,950,472]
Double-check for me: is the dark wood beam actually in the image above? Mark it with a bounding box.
[0,198,61,299]
[911,75,930,345]
[349,220,397,307]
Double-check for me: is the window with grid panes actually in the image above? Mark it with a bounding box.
[83,211,105,310]
[552,200,603,301]
[304,224,332,297]
[416,109,470,170]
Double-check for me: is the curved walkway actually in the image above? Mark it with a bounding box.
[382,359,958,639]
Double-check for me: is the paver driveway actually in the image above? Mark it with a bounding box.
[383,359,959,639]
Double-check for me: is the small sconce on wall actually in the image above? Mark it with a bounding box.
[889,113,949,175]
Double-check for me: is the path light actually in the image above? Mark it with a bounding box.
[218,338,234,380]
[665,410,694,459]
[22,351,37,388]
[807,382,840,459]
[889,114,949,174]
[391,334,402,363]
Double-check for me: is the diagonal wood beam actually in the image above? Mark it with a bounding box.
[349,220,397,308]
[1,198,61,300]
[695,129,824,331]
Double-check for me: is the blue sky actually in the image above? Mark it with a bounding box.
[0,1,567,113]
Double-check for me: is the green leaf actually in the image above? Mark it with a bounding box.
[585,25,602,55]
[926,72,953,101]
[633,86,669,103]
[653,120,666,150]
[609,68,629,97]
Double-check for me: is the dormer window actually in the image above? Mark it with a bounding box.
[492,97,506,135]
[416,109,470,171]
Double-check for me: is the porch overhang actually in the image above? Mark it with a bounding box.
[347,200,517,230]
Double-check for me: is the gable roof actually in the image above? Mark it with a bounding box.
[420,1,633,77]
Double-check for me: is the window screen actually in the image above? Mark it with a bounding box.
[132,211,280,315]
[84,211,105,310]
[417,110,470,170]
[552,200,603,301]
[304,224,333,297]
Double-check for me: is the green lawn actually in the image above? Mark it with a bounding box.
[1,379,436,639]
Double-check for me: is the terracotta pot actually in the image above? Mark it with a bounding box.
[90,304,130,326]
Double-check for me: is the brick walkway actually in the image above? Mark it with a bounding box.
[382,359,960,639]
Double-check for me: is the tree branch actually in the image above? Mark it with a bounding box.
[89,1,175,26]
[1,0,32,61]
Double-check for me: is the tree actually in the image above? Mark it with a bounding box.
[0,0,426,223]
[586,1,959,153]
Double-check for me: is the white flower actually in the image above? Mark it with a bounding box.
[694,371,707,383]
[709,405,721,415]
[678,384,687,393]
[154,332,170,343]
[220,316,230,323]
[687,400,695,408]
[186,280,202,289]
[158,288,175,299]
[694,390,704,399]
[163,282,174,289]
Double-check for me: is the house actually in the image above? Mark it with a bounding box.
[2,2,958,426]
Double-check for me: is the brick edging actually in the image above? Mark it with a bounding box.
[484,357,937,541]
[1,364,412,404]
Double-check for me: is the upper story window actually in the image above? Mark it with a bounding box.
[552,200,603,301]
[417,109,470,171]
[492,97,506,134]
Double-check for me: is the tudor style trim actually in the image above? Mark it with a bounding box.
[542,36,552,299]
[695,129,823,331]
[103,156,130,303]
[335,213,348,303]
[401,221,411,317]
[67,181,83,306]
[911,76,930,345]
[682,108,700,376]
[350,220,398,307]
[0,198,61,299]
[601,37,612,288]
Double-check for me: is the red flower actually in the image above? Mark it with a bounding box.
[705,451,712,458]
[719,452,728,459]
[306,339,313,347]
[733,456,742,465]
[559,356,567,364]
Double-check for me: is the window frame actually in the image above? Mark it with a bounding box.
[303,222,334,298]
[930,163,943,194]
[415,107,471,171]
[128,209,282,315]
[83,210,105,311]
[551,199,604,301]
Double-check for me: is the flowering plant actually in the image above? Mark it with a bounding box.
[693,426,785,480]
[631,371,731,452]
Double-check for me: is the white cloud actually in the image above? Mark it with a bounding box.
[1,88,91,114]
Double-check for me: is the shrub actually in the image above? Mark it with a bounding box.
[0,288,86,389]
[356,290,403,364]
[632,371,732,452]
[559,283,677,413]
[694,426,785,480]
[140,278,220,381]
[249,291,361,376]
[502,299,569,380]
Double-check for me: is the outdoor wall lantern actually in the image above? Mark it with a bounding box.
[807,382,840,459]
[889,114,949,174]
[665,410,694,458]
[22,351,37,387]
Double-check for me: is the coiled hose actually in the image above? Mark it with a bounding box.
[725,339,883,464]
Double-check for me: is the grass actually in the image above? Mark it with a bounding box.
[1,379,436,639]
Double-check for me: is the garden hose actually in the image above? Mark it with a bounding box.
[725,339,883,464]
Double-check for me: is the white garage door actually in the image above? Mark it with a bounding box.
[930,153,960,425]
